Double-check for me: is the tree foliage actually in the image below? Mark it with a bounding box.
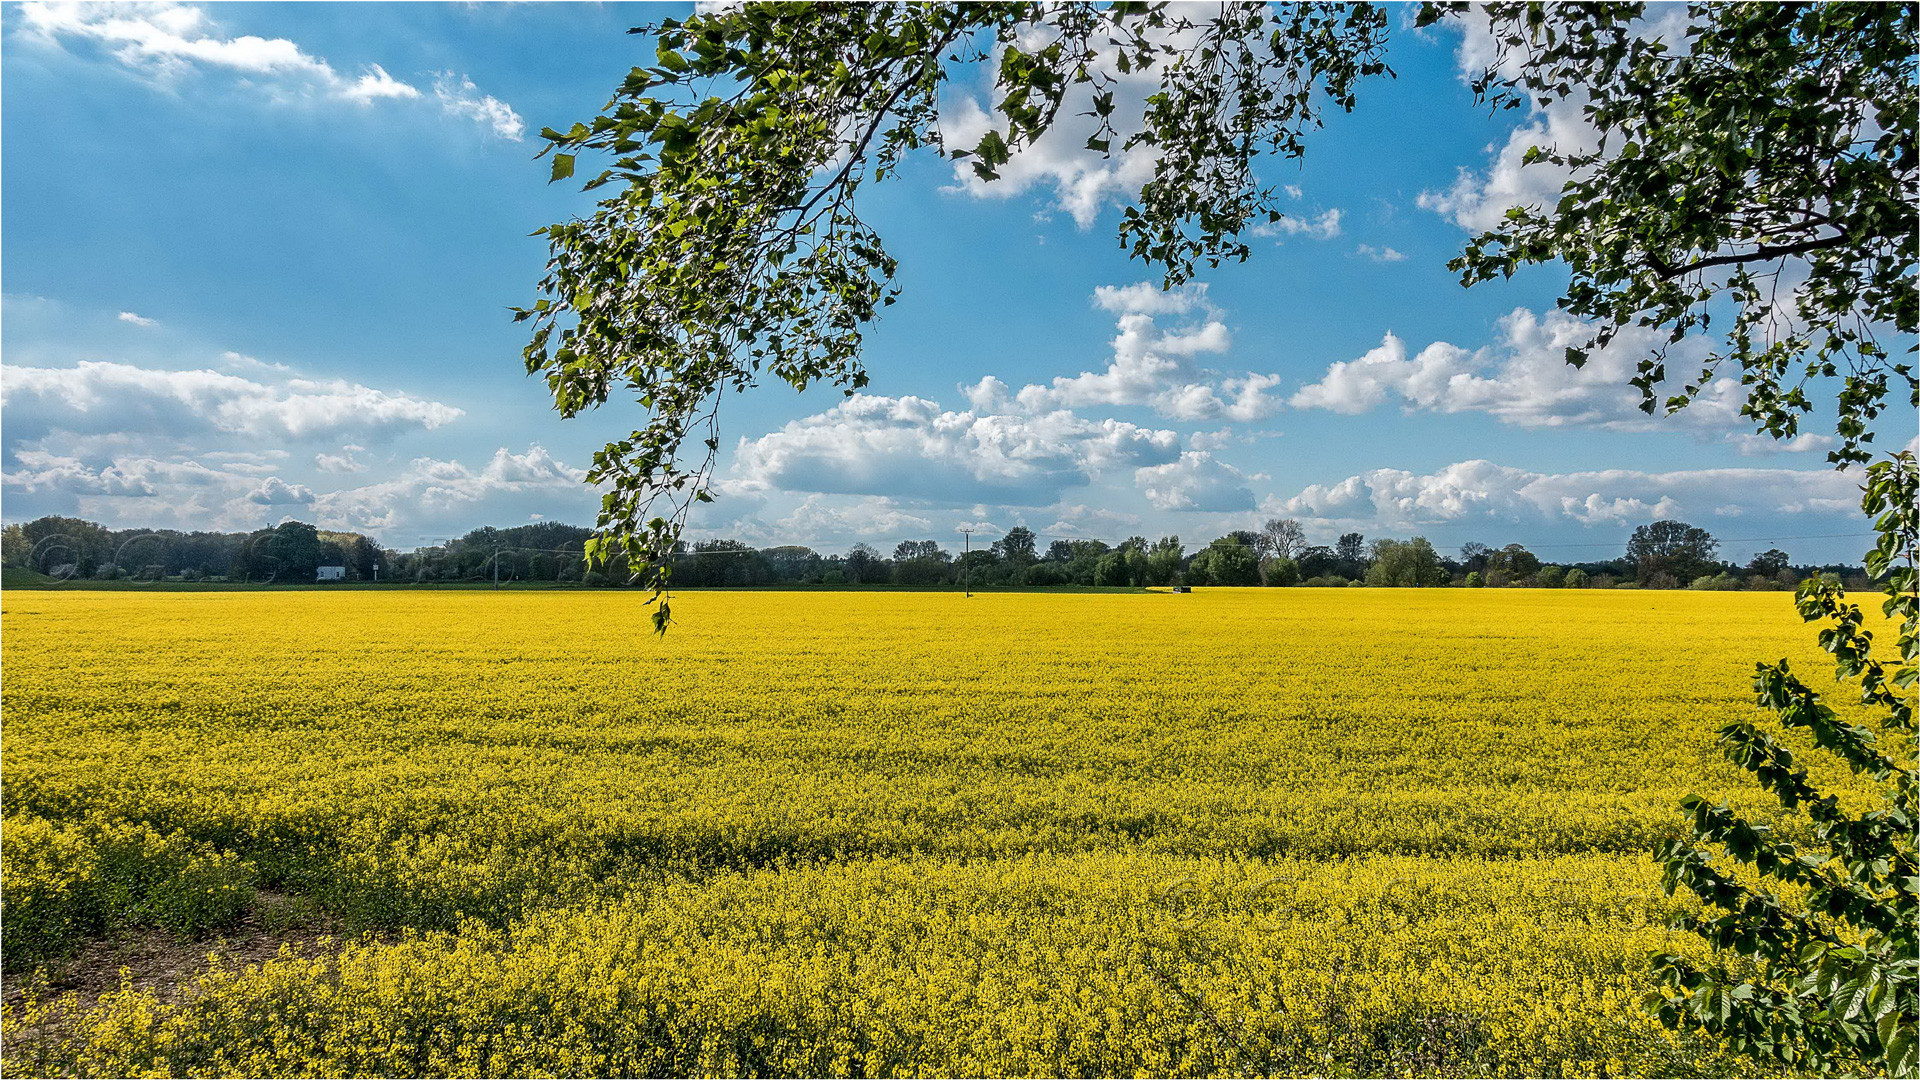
[1649,452,1917,1076]
[1364,537,1447,588]
[1626,519,1721,586]
[1188,537,1259,586]
[1427,1,1917,466]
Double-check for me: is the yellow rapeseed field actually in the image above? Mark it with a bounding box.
[0,589,1879,1076]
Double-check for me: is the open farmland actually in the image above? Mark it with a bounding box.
[0,589,1881,1076]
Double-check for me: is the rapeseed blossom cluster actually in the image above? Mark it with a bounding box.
[2,590,1873,1076]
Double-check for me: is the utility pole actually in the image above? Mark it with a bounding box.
[493,543,501,590]
[961,528,972,598]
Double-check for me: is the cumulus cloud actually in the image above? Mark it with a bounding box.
[1287,307,1751,438]
[336,63,419,104]
[977,282,1287,423]
[731,393,1181,507]
[1729,433,1839,457]
[1417,108,1591,232]
[1092,282,1199,316]
[432,72,525,140]
[3,447,273,526]
[1270,459,1858,531]
[1134,450,1255,512]
[2,360,463,445]
[937,18,1214,227]
[117,311,158,327]
[1354,244,1407,263]
[3,439,589,540]
[1044,503,1142,536]
[772,495,935,544]
[310,445,587,534]
[1255,207,1343,240]
[219,351,293,374]
[247,476,314,505]
[314,445,368,473]
[1417,7,1691,232]
[20,3,516,136]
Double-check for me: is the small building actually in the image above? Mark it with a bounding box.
[316,565,347,582]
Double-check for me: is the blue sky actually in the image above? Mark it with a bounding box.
[2,2,1897,563]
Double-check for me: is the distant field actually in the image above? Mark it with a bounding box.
[1,590,1874,1076]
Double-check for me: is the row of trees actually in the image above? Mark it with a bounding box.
[2,515,1859,591]
[0,517,386,583]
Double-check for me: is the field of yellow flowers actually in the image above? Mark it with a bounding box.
[1,589,1874,1076]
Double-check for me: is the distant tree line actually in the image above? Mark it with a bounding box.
[1,517,388,584]
[1,515,1865,591]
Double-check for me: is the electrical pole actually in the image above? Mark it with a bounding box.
[493,543,500,590]
[961,528,972,598]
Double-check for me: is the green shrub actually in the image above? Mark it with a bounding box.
[1258,556,1300,587]
[1022,563,1070,587]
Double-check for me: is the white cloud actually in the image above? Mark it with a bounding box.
[1270,459,1858,531]
[982,282,1287,423]
[219,350,293,375]
[20,3,518,137]
[1729,433,1839,457]
[940,91,1160,228]
[4,447,267,517]
[22,2,402,98]
[1417,109,1589,232]
[3,439,589,541]
[314,445,367,473]
[1287,307,1746,437]
[1044,503,1142,536]
[307,446,588,536]
[936,18,1220,227]
[1092,281,1203,316]
[117,311,158,327]
[337,63,419,104]
[2,360,463,445]
[1134,450,1255,512]
[247,476,314,505]
[772,495,934,544]
[1255,207,1343,240]
[730,393,1181,507]
[432,72,525,140]
[1417,7,1691,233]
[1354,244,1407,263]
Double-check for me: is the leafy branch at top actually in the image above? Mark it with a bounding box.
[512,1,1391,629]
[1426,1,1916,467]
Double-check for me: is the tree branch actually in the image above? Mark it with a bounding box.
[1646,232,1849,279]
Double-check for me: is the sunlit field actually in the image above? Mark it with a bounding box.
[1,590,1875,1076]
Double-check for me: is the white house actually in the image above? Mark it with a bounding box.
[316,565,347,582]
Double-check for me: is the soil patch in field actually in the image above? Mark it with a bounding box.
[3,890,342,1017]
